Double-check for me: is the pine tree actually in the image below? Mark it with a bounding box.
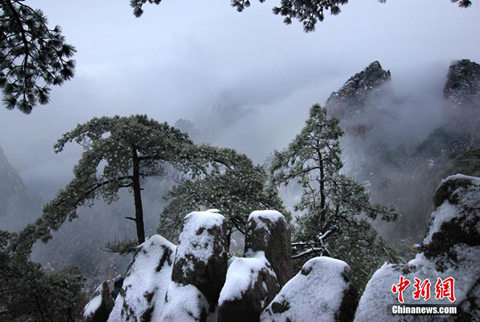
[0,0,75,113]
[18,115,201,250]
[0,231,86,321]
[270,104,399,289]
[160,145,288,241]
[130,0,473,32]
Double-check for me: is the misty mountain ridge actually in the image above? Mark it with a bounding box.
[326,60,392,122]
[175,59,480,242]
[325,59,480,240]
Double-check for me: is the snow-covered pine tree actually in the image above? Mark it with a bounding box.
[270,104,399,289]
[17,115,203,250]
[160,145,288,241]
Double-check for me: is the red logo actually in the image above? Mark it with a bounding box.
[412,278,431,301]
[391,276,410,303]
[391,276,455,303]
[435,277,456,302]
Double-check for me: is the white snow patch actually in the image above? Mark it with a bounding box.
[219,251,276,305]
[261,257,349,322]
[424,174,480,245]
[423,202,458,245]
[248,210,285,230]
[83,283,104,319]
[160,282,210,321]
[442,174,480,184]
[438,175,480,210]
[108,235,176,322]
[175,210,225,276]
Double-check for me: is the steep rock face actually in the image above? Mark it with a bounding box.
[354,175,480,321]
[444,59,480,107]
[107,235,176,322]
[171,210,229,308]
[218,253,280,322]
[325,61,391,122]
[419,59,480,157]
[244,210,292,286]
[261,257,357,322]
[0,146,41,231]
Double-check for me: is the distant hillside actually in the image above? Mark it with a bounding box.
[0,146,42,231]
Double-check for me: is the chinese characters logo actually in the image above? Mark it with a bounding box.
[391,276,455,303]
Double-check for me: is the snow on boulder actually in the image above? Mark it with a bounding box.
[218,252,280,322]
[245,210,292,286]
[354,174,480,321]
[83,281,114,322]
[107,235,176,322]
[424,174,480,258]
[261,257,357,322]
[160,282,211,321]
[171,210,229,307]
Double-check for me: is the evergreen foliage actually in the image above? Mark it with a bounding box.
[451,0,473,8]
[448,148,480,177]
[160,145,288,241]
[0,231,86,321]
[270,104,399,289]
[104,237,138,255]
[17,115,201,250]
[129,0,473,32]
[0,0,75,113]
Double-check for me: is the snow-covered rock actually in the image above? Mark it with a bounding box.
[245,210,292,286]
[354,174,480,321]
[85,209,294,321]
[218,252,280,322]
[160,282,211,321]
[83,281,114,322]
[171,210,229,307]
[424,174,480,258]
[261,257,357,322]
[107,235,176,322]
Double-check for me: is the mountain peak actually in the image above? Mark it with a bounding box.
[326,61,391,119]
[444,59,480,107]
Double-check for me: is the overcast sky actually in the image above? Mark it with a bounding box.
[1,0,479,191]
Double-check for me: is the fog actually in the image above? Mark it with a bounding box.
[1,1,479,181]
[1,0,480,284]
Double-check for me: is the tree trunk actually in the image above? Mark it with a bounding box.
[132,147,145,244]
